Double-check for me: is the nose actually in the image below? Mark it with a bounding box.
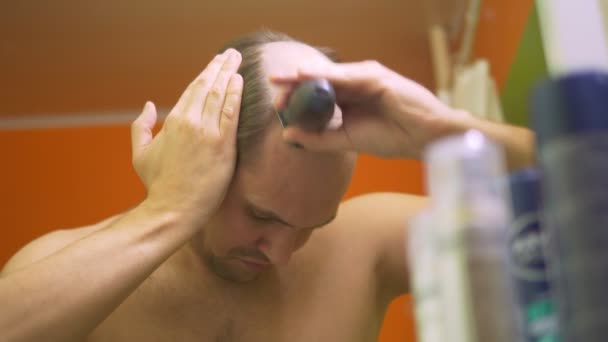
[257,228,305,266]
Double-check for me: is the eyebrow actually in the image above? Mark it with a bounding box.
[247,202,337,230]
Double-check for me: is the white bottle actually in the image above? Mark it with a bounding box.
[424,130,518,342]
[408,210,443,342]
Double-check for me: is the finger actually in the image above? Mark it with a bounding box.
[131,101,158,154]
[271,61,384,105]
[219,73,244,138]
[298,62,380,89]
[269,63,344,84]
[269,58,334,83]
[171,52,229,118]
[326,104,343,130]
[282,125,353,152]
[272,83,297,112]
[200,49,242,131]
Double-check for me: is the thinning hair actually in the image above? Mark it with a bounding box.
[220,29,337,164]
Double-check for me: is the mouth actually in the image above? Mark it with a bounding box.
[239,258,272,272]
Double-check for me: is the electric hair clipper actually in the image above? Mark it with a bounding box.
[277,79,336,132]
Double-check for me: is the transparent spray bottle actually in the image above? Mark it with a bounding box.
[424,130,518,342]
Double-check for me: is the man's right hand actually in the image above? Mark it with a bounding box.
[131,49,243,224]
[271,60,533,169]
[270,60,458,159]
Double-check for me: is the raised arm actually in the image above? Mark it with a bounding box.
[270,59,535,297]
[0,49,243,342]
[271,60,535,171]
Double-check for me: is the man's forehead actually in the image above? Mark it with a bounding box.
[234,146,355,225]
[260,41,332,76]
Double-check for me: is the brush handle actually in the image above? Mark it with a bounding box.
[279,79,336,131]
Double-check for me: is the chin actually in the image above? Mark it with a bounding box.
[205,255,266,283]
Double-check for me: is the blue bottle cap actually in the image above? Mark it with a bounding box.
[558,71,608,133]
[509,168,542,215]
[531,70,608,146]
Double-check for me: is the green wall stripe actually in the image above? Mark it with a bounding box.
[500,3,549,127]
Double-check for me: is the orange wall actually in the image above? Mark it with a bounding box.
[0,1,533,341]
[1,1,428,340]
[0,126,144,256]
[472,0,536,90]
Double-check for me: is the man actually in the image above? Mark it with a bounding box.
[0,31,534,341]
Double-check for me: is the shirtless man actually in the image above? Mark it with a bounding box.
[0,31,534,342]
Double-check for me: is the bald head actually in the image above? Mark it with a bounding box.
[220,30,338,164]
[220,30,356,220]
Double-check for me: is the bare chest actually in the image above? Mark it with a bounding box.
[95,299,379,342]
[88,252,383,342]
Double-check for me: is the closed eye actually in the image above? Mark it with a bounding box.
[245,201,335,230]
[253,215,275,222]
[249,209,277,223]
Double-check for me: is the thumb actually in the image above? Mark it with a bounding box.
[131,101,158,155]
[282,126,353,152]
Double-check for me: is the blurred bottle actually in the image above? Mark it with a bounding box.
[508,168,559,342]
[424,130,518,342]
[531,71,608,342]
[408,210,443,342]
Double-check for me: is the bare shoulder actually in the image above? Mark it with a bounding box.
[1,215,119,275]
[336,192,428,230]
[332,192,428,297]
[317,192,428,258]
